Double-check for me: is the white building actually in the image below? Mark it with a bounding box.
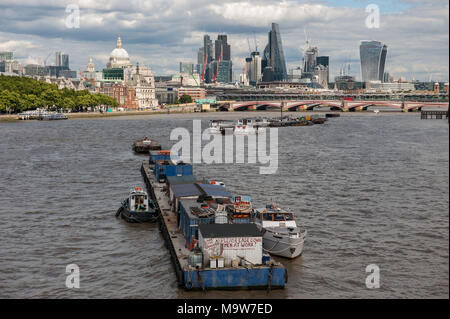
[126,64,158,108]
[246,52,262,85]
[198,224,263,267]
[367,81,415,93]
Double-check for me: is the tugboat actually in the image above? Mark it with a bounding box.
[115,187,158,222]
[132,137,161,154]
[254,202,307,258]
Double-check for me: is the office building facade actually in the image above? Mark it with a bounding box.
[261,23,287,81]
[360,40,388,82]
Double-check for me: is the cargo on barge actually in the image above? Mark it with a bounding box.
[140,152,287,290]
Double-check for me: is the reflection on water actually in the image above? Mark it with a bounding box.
[0,112,448,298]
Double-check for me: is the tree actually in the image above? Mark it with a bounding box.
[178,94,193,104]
[0,75,118,113]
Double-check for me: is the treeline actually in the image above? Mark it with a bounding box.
[0,75,118,113]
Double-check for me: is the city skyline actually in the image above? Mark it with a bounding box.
[0,0,448,82]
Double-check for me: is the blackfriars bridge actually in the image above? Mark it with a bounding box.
[216,100,449,112]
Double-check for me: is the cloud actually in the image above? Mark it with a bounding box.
[0,0,447,81]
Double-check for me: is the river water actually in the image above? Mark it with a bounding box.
[0,111,448,298]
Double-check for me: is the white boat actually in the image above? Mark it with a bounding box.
[254,203,307,259]
[254,118,270,127]
[234,118,258,135]
[206,120,234,134]
[374,109,380,114]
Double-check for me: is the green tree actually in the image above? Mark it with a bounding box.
[178,94,193,104]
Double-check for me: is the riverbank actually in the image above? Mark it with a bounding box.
[1,109,423,122]
[0,110,183,122]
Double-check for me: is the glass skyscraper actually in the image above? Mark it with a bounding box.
[262,23,287,81]
[359,40,387,82]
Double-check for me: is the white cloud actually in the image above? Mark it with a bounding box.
[0,0,447,81]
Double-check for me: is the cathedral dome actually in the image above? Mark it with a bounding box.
[110,47,129,59]
[107,33,131,69]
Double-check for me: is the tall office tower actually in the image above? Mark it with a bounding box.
[379,44,387,82]
[245,57,252,81]
[203,35,213,64]
[314,64,328,88]
[261,23,287,81]
[55,51,62,66]
[304,47,318,73]
[359,40,388,82]
[316,56,329,84]
[61,54,69,69]
[197,48,204,74]
[248,51,262,85]
[215,34,231,61]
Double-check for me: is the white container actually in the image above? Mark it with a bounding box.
[210,258,217,269]
[214,212,228,224]
[231,258,239,268]
[217,257,224,268]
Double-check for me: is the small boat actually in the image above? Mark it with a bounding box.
[254,118,270,127]
[374,109,380,114]
[132,137,161,153]
[38,113,68,120]
[206,120,234,134]
[234,118,258,134]
[115,187,158,222]
[255,202,307,259]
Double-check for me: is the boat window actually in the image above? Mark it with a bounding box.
[285,213,294,220]
[274,213,285,221]
[263,213,273,221]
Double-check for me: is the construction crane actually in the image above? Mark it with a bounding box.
[43,52,53,66]
[247,38,252,56]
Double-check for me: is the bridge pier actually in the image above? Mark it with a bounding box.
[401,101,409,112]
[342,100,349,112]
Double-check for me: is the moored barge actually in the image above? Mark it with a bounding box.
[140,151,287,290]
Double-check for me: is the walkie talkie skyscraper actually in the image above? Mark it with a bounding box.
[360,40,387,82]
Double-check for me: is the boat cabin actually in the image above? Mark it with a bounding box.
[237,118,254,126]
[129,187,150,212]
[256,204,297,228]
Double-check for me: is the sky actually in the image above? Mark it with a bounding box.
[0,0,448,82]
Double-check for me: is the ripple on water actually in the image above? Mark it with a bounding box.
[0,112,448,298]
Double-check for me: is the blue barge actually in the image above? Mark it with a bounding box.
[141,156,287,291]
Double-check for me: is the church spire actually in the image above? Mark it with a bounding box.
[117,33,122,49]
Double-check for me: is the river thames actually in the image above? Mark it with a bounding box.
[0,111,448,298]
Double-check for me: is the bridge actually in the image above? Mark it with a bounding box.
[217,100,449,112]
